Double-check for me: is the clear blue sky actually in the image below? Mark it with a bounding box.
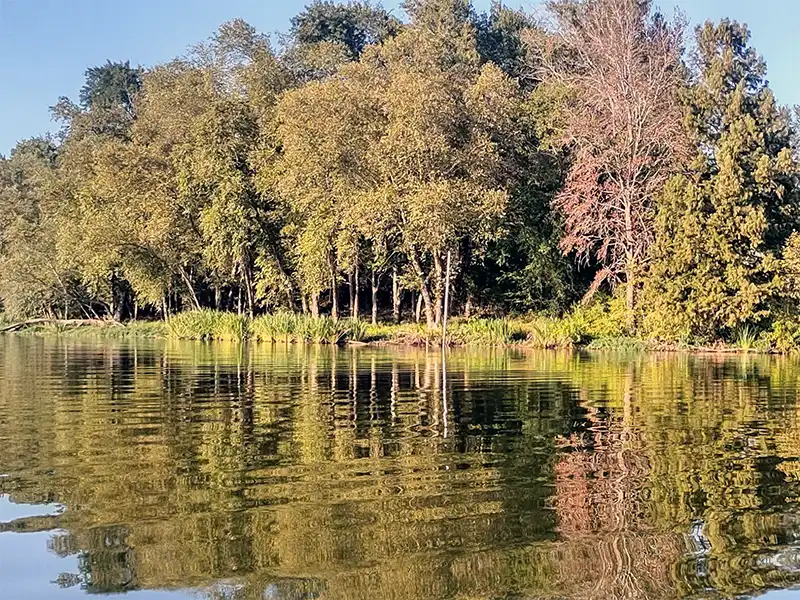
[1,0,798,155]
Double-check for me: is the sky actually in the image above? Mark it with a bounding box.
[1,0,799,155]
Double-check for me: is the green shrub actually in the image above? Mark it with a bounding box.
[731,323,760,351]
[760,314,800,353]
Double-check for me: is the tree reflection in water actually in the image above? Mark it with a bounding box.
[2,339,800,599]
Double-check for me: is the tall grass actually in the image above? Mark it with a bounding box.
[167,309,249,342]
[169,310,368,344]
[457,318,525,345]
[732,324,759,351]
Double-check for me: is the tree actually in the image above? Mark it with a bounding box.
[79,60,142,114]
[643,20,800,341]
[0,139,86,319]
[542,0,687,322]
[275,59,385,317]
[290,0,400,59]
[283,1,400,83]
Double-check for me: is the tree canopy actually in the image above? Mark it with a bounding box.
[2,0,800,346]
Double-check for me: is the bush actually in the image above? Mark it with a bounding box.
[760,314,800,353]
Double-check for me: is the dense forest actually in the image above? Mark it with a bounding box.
[3,0,800,346]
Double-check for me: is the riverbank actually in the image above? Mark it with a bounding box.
[2,308,798,354]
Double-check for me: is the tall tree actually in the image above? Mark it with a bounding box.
[542,0,687,321]
[644,20,800,341]
[290,0,400,59]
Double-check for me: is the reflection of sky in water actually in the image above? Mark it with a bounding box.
[0,530,197,599]
[759,590,800,599]
[0,494,64,522]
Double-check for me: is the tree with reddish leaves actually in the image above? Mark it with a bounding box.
[541,0,688,322]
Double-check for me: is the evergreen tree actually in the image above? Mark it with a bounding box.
[644,20,799,341]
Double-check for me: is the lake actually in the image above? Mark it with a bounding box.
[1,337,800,599]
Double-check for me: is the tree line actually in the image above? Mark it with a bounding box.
[3,0,800,343]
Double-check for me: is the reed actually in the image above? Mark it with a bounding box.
[167,309,249,342]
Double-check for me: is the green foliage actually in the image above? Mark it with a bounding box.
[290,0,400,60]
[457,318,522,345]
[758,313,800,353]
[643,20,800,342]
[79,60,142,113]
[251,313,367,344]
[167,309,249,342]
[3,3,800,346]
[732,324,760,351]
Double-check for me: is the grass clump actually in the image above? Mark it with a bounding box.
[167,309,248,341]
[456,318,526,345]
[169,310,368,344]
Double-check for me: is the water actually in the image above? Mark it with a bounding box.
[2,338,800,599]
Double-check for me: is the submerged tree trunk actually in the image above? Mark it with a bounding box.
[392,266,400,324]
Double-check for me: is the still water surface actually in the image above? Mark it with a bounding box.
[2,337,800,599]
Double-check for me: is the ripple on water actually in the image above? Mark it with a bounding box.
[2,339,800,598]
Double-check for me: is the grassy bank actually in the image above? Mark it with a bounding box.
[4,306,800,354]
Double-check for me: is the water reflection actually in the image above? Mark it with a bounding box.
[3,338,800,598]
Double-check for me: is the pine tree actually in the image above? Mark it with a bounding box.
[644,20,799,341]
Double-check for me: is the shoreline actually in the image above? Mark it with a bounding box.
[0,317,793,355]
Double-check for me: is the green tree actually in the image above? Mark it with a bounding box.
[644,20,800,341]
[0,139,86,318]
[290,0,400,59]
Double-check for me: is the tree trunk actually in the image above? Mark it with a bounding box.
[410,252,434,328]
[354,263,360,319]
[301,293,308,315]
[371,268,378,326]
[330,259,339,320]
[433,253,443,326]
[245,264,255,318]
[464,293,472,318]
[311,292,320,318]
[415,293,423,324]
[626,262,636,331]
[214,284,221,310]
[348,271,355,317]
[178,266,201,310]
[392,266,400,324]
[442,250,452,346]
